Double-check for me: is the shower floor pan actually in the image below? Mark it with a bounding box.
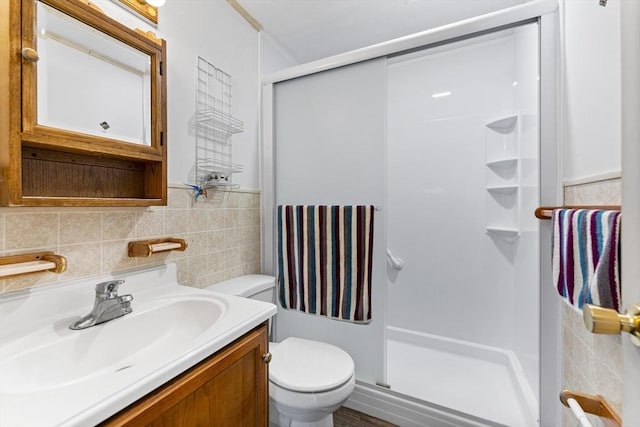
[387,327,538,427]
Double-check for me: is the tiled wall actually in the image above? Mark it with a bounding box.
[0,187,261,294]
[561,178,623,427]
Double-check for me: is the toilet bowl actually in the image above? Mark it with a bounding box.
[205,275,356,427]
[269,338,355,427]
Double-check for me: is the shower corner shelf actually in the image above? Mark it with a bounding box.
[485,112,521,243]
[486,227,520,242]
[486,185,518,195]
[191,57,244,190]
[486,158,518,169]
[485,114,518,133]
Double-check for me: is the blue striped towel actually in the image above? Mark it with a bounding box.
[552,209,622,312]
[277,205,375,323]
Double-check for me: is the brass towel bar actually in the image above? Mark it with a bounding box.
[128,238,188,258]
[0,252,67,278]
[535,205,621,220]
[560,390,621,427]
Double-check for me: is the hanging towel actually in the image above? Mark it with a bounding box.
[552,209,622,312]
[277,205,375,323]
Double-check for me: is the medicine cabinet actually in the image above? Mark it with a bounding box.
[0,0,167,206]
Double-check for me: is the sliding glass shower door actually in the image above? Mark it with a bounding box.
[386,24,540,426]
[273,59,388,385]
[270,20,543,427]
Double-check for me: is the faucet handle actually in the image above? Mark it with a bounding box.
[118,294,134,313]
[95,280,125,298]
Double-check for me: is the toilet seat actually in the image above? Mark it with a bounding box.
[269,338,354,393]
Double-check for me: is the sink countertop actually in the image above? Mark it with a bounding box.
[0,263,277,427]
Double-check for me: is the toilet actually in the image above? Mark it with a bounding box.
[205,275,356,427]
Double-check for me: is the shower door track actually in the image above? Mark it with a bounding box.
[262,0,557,85]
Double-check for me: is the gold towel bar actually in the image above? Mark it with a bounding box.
[128,238,188,258]
[535,205,621,220]
[0,252,67,278]
[560,390,621,427]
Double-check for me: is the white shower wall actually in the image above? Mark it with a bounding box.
[512,24,541,395]
[386,24,539,392]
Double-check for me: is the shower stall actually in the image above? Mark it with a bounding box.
[262,2,560,425]
[385,24,540,426]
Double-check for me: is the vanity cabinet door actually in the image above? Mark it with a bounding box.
[101,323,269,427]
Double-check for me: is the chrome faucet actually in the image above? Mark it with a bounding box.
[69,280,133,330]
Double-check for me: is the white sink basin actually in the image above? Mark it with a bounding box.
[3,296,226,394]
[0,263,276,427]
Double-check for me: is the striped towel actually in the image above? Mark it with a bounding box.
[277,205,375,323]
[552,209,622,311]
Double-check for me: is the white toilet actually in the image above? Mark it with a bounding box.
[206,274,356,427]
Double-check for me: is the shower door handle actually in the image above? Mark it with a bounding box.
[387,248,404,270]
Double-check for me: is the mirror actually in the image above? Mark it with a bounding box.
[35,1,152,145]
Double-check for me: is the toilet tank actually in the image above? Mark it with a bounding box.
[207,274,276,304]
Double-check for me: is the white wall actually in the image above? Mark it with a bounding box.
[560,0,621,184]
[94,0,261,190]
[620,2,640,424]
[260,32,298,76]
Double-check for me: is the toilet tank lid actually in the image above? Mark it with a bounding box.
[208,274,275,297]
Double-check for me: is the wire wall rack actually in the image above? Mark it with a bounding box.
[189,57,244,189]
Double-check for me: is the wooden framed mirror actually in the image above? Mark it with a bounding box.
[0,0,167,206]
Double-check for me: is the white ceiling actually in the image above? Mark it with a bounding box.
[238,0,526,64]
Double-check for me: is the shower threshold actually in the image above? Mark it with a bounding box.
[386,326,538,427]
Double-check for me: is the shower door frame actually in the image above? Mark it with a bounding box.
[261,1,561,424]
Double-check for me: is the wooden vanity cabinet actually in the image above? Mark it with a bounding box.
[101,323,269,427]
[0,0,167,206]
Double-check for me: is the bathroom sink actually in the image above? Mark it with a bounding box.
[2,296,226,394]
[0,263,276,427]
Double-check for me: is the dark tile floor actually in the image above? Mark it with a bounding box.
[333,407,397,427]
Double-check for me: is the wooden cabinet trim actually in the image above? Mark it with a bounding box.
[0,0,24,205]
[18,197,165,207]
[21,129,165,161]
